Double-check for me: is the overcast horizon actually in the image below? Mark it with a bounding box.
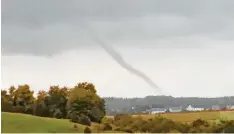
[2,0,234,98]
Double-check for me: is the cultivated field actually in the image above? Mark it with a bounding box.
[135,111,234,122]
[107,110,234,123]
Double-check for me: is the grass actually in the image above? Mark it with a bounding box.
[2,111,234,133]
[1,112,87,133]
[219,111,234,120]
[1,112,122,133]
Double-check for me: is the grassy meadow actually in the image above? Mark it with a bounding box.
[1,112,87,133]
[2,111,234,133]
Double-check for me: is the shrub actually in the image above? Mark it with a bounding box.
[122,128,133,133]
[129,117,147,132]
[192,118,209,127]
[73,124,78,129]
[88,106,105,123]
[1,102,13,112]
[113,127,122,132]
[92,124,103,132]
[79,114,91,126]
[114,114,133,127]
[103,123,112,131]
[214,120,234,133]
[11,106,25,113]
[102,117,114,124]
[69,112,91,126]
[114,114,132,121]
[84,127,91,133]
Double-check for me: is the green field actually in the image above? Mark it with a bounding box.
[1,112,88,133]
[2,111,234,133]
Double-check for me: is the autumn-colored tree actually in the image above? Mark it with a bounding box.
[67,84,105,124]
[48,86,69,97]
[13,84,35,106]
[33,90,50,117]
[76,82,97,93]
[3,84,35,114]
[36,90,48,103]
[45,86,69,118]
[2,82,106,124]
[1,90,8,104]
[8,86,16,101]
[1,90,13,112]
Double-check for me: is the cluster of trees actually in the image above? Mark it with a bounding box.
[96,114,234,133]
[1,82,106,125]
[105,96,234,114]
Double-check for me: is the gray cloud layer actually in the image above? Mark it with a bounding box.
[2,0,234,56]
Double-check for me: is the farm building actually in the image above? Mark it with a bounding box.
[225,105,234,110]
[169,107,182,112]
[212,105,221,110]
[186,105,204,111]
[145,108,167,114]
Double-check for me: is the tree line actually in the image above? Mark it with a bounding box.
[1,82,105,125]
[104,95,234,114]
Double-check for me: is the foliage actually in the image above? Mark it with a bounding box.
[84,127,92,133]
[69,112,91,126]
[76,82,97,93]
[103,123,112,131]
[102,114,234,133]
[45,86,69,118]
[67,86,105,123]
[102,117,114,124]
[214,120,234,133]
[1,82,105,126]
[2,85,35,114]
[13,84,35,106]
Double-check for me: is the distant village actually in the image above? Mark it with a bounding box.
[137,104,234,114]
[107,104,234,115]
[104,96,234,115]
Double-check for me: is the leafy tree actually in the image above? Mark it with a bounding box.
[8,86,16,101]
[13,84,35,106]
[36,90,48,103]
[67,84,105,123]
[6,84,35,114]
[76,82,97,93]
[45,86,69,118]
[1,90,8,104]
[1,90,13,112]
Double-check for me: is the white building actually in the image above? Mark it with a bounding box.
[212,105,221,110]
[146,108,167,114]
[186,105,204,111]
[169,107,182,112]
[225,105,234,110]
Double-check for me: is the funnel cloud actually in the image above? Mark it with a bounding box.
[90,35,162,94]
[76,21,163,94]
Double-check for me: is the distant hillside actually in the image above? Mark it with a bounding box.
[103,96,234,114]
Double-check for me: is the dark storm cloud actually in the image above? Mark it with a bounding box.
[2,0,234,56]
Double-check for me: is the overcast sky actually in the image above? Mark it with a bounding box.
[2,0,234,97]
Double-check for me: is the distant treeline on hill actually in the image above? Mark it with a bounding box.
[104,96,234,115]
